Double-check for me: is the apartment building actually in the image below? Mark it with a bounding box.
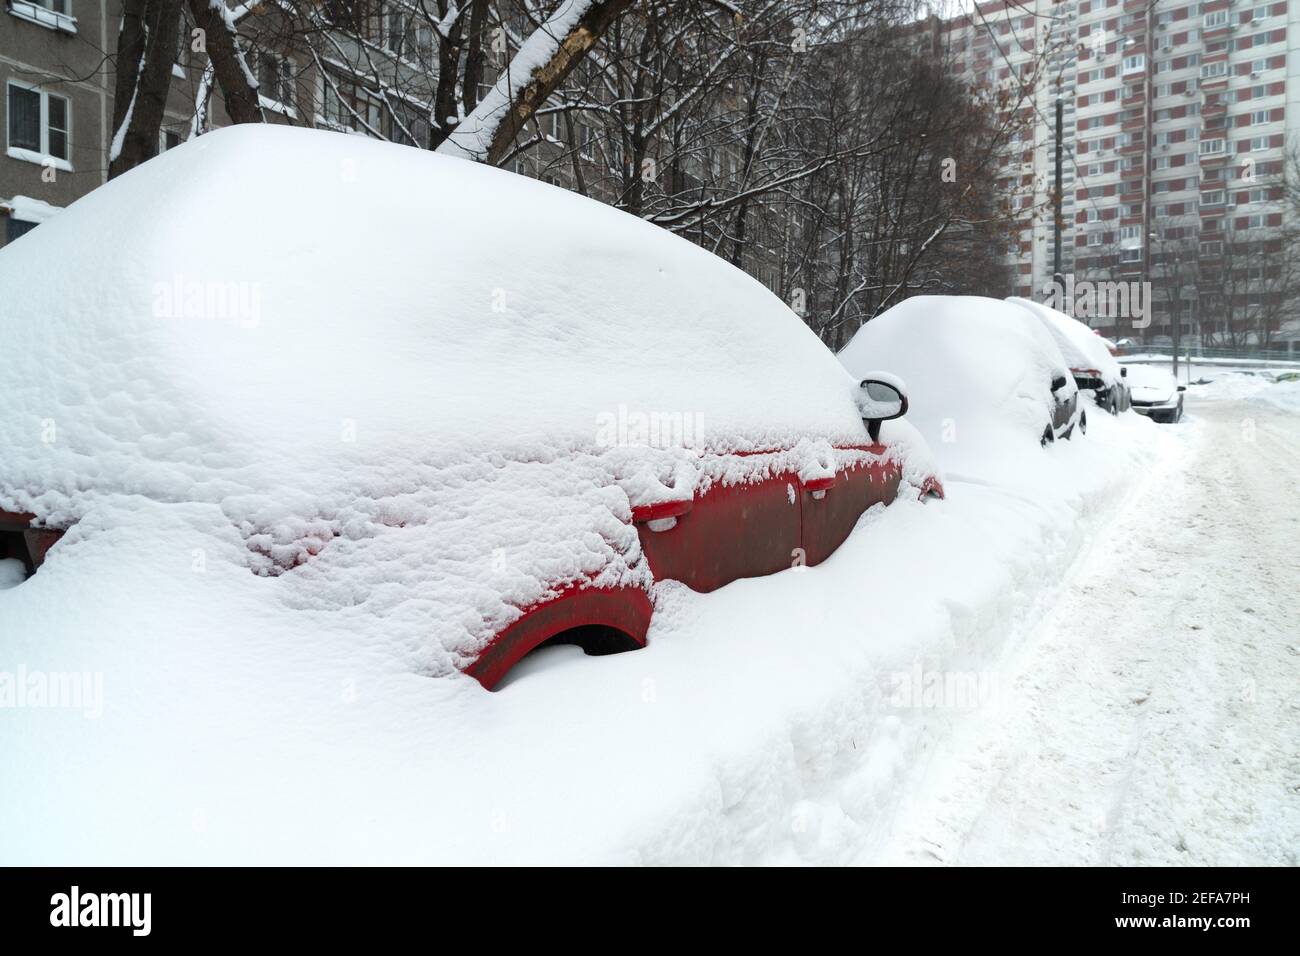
[929,0,1300,347]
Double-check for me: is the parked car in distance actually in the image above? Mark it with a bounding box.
[1124,364,1186,423]
[0,124,944,691]
[838,296,1083,485]
[1008,297,1131,417]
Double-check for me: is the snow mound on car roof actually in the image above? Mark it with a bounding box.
[0,124,916,676]
[838,296,1073,480]
[1008,297,1124,388]
[0,124,864,501]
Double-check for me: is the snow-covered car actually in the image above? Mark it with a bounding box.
[1123,364,1186,423]
[0,125,942,690]
[839,296,1083,477]
[1008,297,1131,416]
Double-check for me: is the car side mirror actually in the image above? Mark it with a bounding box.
[857,375,908,442]
[1051,374,1069,392]
[1120,367,1128,378]
[1177,385,1186,392]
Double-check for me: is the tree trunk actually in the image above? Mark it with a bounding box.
[462,0,491,114]
[108,0,182,179]
[187,0,264,126]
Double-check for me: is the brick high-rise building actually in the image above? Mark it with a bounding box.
[928,0,1300,349]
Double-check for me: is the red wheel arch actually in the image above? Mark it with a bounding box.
[0,509,65,573]
[465,584,653,691]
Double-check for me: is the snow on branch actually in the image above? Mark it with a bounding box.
[437,0,631,165]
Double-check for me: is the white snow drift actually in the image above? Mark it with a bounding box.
[0,124,934,677]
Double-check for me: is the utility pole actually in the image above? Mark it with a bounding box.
[1053,95,1063,286]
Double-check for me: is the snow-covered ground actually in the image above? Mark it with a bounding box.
[864,395,1299,865]
[3,129,1295,863]
[6,396,1234,866]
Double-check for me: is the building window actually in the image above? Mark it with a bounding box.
[1199,138,1224,155]
[6,81,69,164]
[1203,10,1228,28]
[7,0,76,34]
[158,127,183,152]
[1200,61,1228,79]
[1201,189,1224,205]
[1251,110,1270,125]
[1122,54,1145,74]
[250,52,294,111]
[322,77,381,134]
[390,100,430,148]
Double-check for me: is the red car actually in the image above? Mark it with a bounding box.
[0,126,943,690]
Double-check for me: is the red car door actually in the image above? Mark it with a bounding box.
[798,446,902,567]
[634,470,802,593]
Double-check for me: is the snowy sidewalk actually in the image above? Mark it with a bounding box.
[871,399,1300,865]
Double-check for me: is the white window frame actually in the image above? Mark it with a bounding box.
[7,0,77,34]
[1122,53,1145,74]
[1203,10,1228,28]
[5,79,72,171]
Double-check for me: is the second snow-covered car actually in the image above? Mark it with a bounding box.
[0,125,943,690]
[1009,297,1131,416]
[839,296,1084,479]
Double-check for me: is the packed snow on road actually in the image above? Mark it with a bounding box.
[1,129,1295,867]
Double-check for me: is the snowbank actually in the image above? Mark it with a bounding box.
[838,296,1076,483]
[0,124,913,676]
[1186,368,1300,413]
[0,379,1164,865]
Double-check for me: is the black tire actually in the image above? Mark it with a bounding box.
[1041,424,1055,447]
[1079,410,1088,435]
